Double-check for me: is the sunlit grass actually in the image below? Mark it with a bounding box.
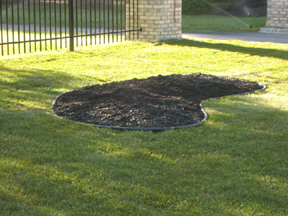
[0,39,288,215]
[0,30,123,56]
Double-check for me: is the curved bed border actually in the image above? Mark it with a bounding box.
[51,84,266,131]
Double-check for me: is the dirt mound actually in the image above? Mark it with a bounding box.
[52,73,264,129]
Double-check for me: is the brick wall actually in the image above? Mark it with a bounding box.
[266,0,288,28]
[126,0,182,42]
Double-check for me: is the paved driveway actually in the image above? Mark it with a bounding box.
[182,29,288,44]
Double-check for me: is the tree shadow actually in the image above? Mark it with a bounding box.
[1,94,287,214]
[0,65,106,109]
[160,39,288,61]
[1,45,287,214]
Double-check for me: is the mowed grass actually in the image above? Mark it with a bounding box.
[182,15,267,31]
[0,39,288,215]
[1,2,125,27]
[0,30,123,56]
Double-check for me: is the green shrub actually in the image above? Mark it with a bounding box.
[182,0,213,15]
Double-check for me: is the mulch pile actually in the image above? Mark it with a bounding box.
[52,73,263,128]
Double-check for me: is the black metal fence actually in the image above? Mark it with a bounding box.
[0,0,141,56]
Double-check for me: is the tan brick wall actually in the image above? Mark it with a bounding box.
[266,0,288,28]
[126,0,182,42]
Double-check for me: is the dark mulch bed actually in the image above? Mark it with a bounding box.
[52,73,264,129]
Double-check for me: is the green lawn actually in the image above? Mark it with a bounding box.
[2,2,266,32]
[0,30,121,55]
[182,15,267,31]
[0,39,288,215]
[1,2,124,27]
[2,2,266,33]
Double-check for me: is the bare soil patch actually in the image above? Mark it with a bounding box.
[52,73,264,129]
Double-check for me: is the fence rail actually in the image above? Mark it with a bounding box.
[0,0,141,56]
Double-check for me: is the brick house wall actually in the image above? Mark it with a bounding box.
[266,0,288,28]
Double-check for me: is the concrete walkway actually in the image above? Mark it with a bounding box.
[182,29,288,44]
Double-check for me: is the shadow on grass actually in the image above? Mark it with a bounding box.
[0,66,72,109]
[1,94,287,214]
[161,39,288,61]
[0,191,50,215]
[0,65,107,109]
[0,48,287,214]
[0,65,75,89]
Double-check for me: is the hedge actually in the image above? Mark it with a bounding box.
[182,0,213,15]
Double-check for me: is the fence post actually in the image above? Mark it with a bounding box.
[127,0,182,42]
[265,0,288,29]
[69,0,74,51]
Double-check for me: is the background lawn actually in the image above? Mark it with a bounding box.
[1,1,124,27]
[1,1,266,33]
[182,0,267,32]
[0,39,288,215]
[182,15,267,32]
